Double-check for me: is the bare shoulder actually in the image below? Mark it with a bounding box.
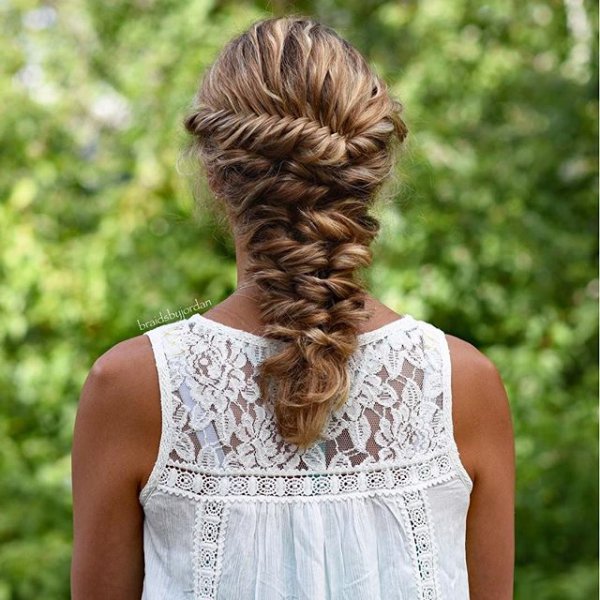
[444,333,515,486]
[85,334,156,390]
[75,333,161,492]
[445,333,505,388]
[80,334,160,433]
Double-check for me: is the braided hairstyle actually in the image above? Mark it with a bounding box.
[183,15,408,449]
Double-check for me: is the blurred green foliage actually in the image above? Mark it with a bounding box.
[0,0,597,598]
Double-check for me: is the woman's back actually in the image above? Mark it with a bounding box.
[71,16,515,599]
[139,309,473,599]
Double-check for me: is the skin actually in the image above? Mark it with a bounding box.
[71,243,515,599]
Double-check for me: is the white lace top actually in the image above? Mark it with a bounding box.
[140,312,473,600]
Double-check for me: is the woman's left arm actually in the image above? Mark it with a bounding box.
[71,336,161,600]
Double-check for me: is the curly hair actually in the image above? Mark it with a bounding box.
[182,15,408,449]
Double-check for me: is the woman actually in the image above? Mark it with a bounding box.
[71,15,515,600]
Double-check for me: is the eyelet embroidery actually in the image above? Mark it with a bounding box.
[158,451,454,501]
[193,499,229,600]
[402,489,441,600]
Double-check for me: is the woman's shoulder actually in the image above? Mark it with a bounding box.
[75,333,163,493]
[444,333,514,487]
[88,334,154,379]
[77,314,197,490]
[445,333,503,384]
[84,334,158,409]
[85,315,191,400]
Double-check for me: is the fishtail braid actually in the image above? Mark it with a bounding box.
[183,15,408,448]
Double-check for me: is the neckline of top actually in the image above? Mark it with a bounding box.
[191,312,416,347]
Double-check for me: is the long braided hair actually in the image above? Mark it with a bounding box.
[183,15,408,449]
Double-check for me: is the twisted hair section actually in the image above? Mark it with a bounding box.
[183,15,408,448]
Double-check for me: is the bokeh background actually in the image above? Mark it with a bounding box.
[1,0,598,598]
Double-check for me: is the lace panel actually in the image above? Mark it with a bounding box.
[156,314,454,476]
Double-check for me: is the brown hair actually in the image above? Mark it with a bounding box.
[183,15,408,449]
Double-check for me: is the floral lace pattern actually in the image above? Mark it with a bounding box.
[157,313,453,475]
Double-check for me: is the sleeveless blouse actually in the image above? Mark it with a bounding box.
[139,312,473,600]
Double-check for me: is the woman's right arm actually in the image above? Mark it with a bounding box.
[447,334,516,600]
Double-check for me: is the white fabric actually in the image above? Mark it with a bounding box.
[140,312,473,600]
